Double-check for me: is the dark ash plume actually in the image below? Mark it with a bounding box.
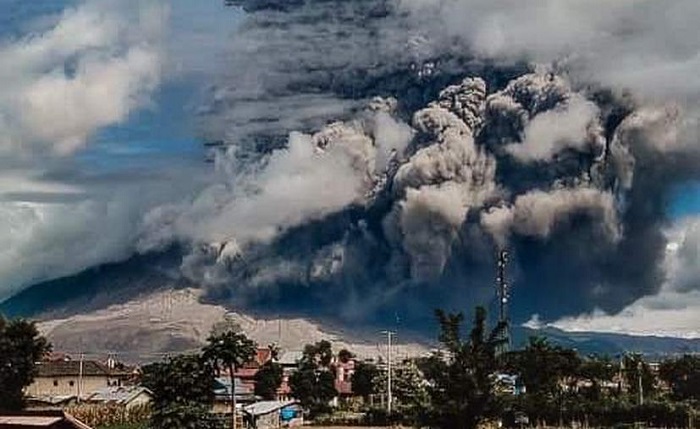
[139,0,700,329]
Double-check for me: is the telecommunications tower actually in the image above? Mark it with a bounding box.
[494,249,511,354]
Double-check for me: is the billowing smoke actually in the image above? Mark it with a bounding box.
[132,0,700,331]
[4,0,698,336]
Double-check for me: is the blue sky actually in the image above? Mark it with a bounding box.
[669,182,700,219]
[1,0,239,173]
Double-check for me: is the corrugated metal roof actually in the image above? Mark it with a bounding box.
[86,386,151,404]
[0,411,93,429]
[278,351,303,365]
[0,416,62,425]
[214,377,254,396]
[243,400,297,417]
[35,361,109,377]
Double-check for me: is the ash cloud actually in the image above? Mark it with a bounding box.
[132,0,700,331]
[3,0,699,336]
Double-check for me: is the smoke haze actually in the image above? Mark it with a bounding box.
[1,0,699,337]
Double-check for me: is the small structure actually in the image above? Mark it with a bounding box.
[243,401,302,429]
[26,359,132,401]
[0,410,93,429]
[333,358,355,397]
[84,386,152,409]
[212,377,258,414]
[277,351,302,371]
[25,395,78,409]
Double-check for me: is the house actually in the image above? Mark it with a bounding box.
[84,386,152,409]
[212,377,258,414]
[494,373,524,395]
[0,410,93,429]
[25,359,132,401]
[333,358,354,397]
[243,401,302,429]
[277,351,302,371]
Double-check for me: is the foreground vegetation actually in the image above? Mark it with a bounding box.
[1,311,698,428]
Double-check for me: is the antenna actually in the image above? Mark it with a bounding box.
[495,249,511,354]
[380,330,396,414]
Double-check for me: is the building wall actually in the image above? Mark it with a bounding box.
[26,375,111,398]
[254,411,280,429]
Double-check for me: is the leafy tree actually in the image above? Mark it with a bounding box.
[0,315,51,410]
[375,359,429,422]
[289,340,337,415]
[578,355,617,400]
[504,337,581,398]
[659,354,699,401]
[203,331,257,429]
[141,354,218,429]
[254,361,283,400]
[502,337,581,424]
[421,307,504,429]
[300,340,333,368]
[337,348,354,364]
[352,361,380,400]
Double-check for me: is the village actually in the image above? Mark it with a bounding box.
[1,313,697,429]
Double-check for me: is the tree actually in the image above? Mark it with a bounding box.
[422,307,504,429]
[374,359,430,422]
[203,331,257,429]
[254,361,283,400]
[300,340,333,368]
[504,337,581,398]
[338,348,354,364]
[502,337,581,424]
[142,354,218,429]
[0,315,51,410]
[289,340,337,415]
[578,355,617,401]
[352,361,380,400]
[659,354,700,401]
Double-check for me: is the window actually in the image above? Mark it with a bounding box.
[69,381,75,387]
[53,380,58,387]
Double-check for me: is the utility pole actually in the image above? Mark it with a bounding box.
[637,360,644,406]
[381,330,396,414]
[77,352,84,402]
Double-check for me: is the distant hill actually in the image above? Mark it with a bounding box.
[1,253,698,361]
[512,326,699,358]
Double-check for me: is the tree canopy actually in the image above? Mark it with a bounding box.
[289,340,336,415]
[141,353,218,429]
[0,315,51,410]
[421,306,503,429]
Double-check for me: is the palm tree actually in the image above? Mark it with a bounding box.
[203,331,257,429]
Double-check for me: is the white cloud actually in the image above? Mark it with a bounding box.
[0,0,184,302]
[0,168,204,303]
[400,0,700,104]
[0,0,166,155]
[547,216,700,338]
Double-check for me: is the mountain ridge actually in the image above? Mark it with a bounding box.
[1,255,697,362]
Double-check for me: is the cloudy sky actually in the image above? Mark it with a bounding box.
[0,0,235,297]
[0,0,698,338]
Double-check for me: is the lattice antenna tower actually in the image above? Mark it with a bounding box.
[495,249,511,353]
